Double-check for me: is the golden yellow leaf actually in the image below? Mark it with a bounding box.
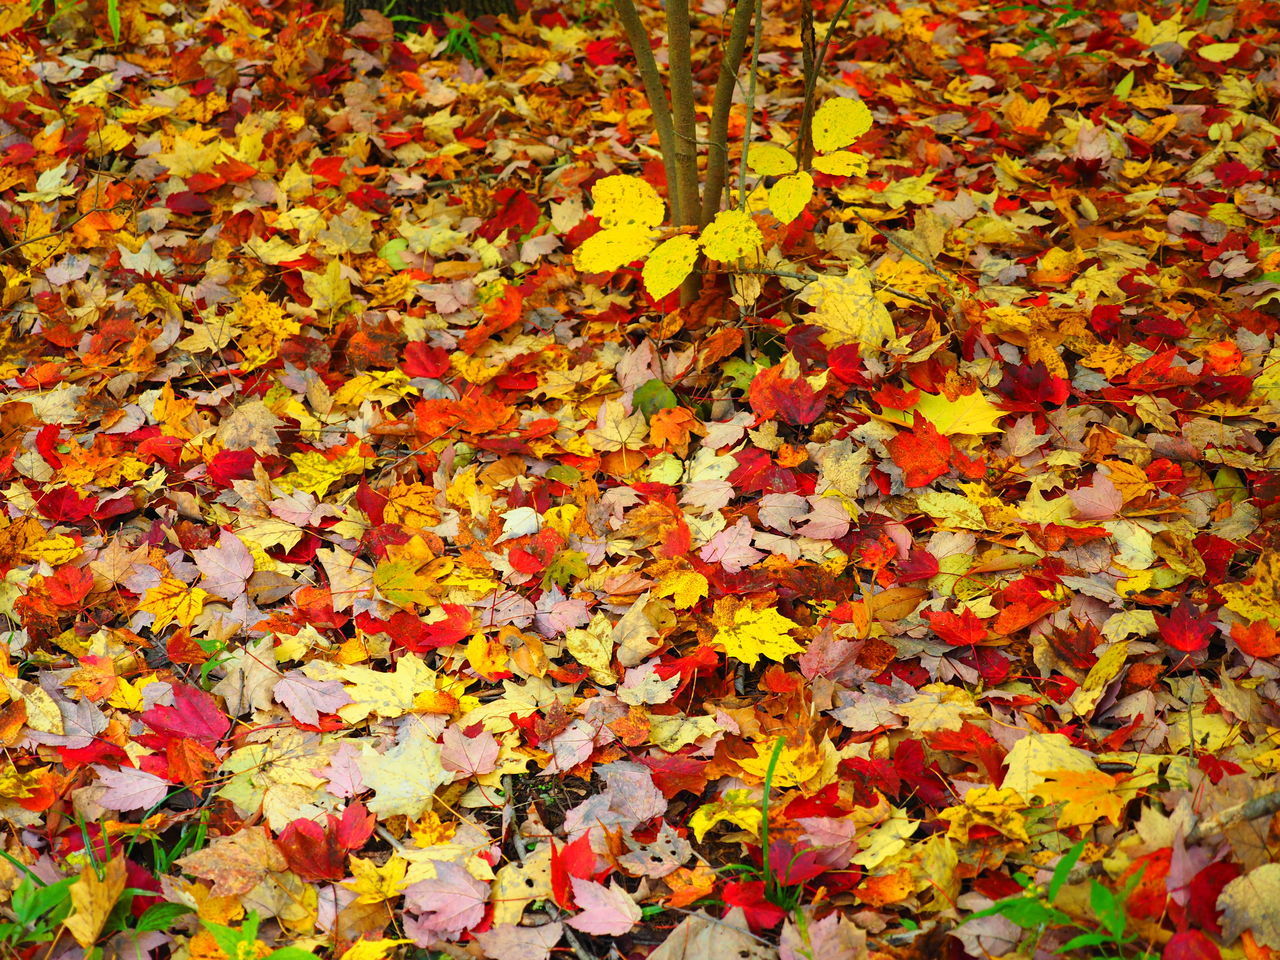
[689,789,763,841]
[909,390,1005,436]
[573,225,656,273]
[653,569,709,609]
[64,858,126,948]
[1035,769,1126,827]
[812,150,869,177]
[139,578,210,631]
[345,855,410,905]
[747,142,798,176]
[565,615,618,685]
[938,786,1031,842]
[812,97,873,153]
[799,267,895,352]
[768,172,814,225]
[712,600,802,666]
[699,209,764,263]
[340,940,414,960]
[736,739,823,787]
[1199,41,1240,62]
[642,234,699,299]
[590,174,665,229]
[1002,733,1096,800]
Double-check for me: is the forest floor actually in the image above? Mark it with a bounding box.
[1,0,1280,958]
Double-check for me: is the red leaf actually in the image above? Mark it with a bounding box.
[139,685,229,746]
[1156,599,1215,653]
[333,801,374,851]
[44,565,94,606]
[748,365,825,426]
[1163,931,1221,960]
[276,818,346,882]
[721,880,787,930]
[924,607,989,646]
[887,413,951,488]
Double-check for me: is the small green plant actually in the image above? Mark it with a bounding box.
[28,0,120,42]
[204,911,321,960]
[994,1,1091,54]
[439,13,487,66]
[970,841,1154,959]
[0,868,75,950]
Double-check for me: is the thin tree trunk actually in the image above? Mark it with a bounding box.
[665,0,699,228]
[701,0,755,226]
[613,0,681,217]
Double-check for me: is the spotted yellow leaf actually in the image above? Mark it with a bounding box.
[747,141,797,176]
[768,172,814,225]
[812,97,873,154]
[812,151,870,177]
[699,209,763,263]
[574,225,657,274]
[642,234,699,299]
[591,174,666,229]
[799,267,895,352]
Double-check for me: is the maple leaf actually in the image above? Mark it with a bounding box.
[711,599,803,666]
[138,578,210,631]
[1034,769,1126,827]
[888,413,952,487]
[566,878,642,936]
[799,267,895,352]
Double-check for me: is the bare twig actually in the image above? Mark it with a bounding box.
[796,0,856,169]
[736,0,765,209]
[1187,789,1280,844]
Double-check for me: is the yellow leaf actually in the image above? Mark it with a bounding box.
[699,209,764,263]
[565,615,618,685]
[277,447,371,498]
[301,258,353,316]
[812,97,873,154]
[799,267,895,352]
[1002,733,1095,801]
[736,739,823,787]
[345,855,410,904]
[337,655,440,722]
[938,786,1031,842]
[712,601,802,666]
[850,809,915,869]
[689,789,763,841]
[1198,41,1240,62]
[768,172,814,225]
[590,174,665,229]
[1218,552,1280,627]
[491,843,553,924]
[747,142,797,176]
[64,858,126,948]
[340,940,414,960]
[1035,769,1126,827]
[139,578,210,631]
[573,225,656,273]
[909,389,1004,436]
[642,234,699,299]
[812,151,869,177]
[653,569,709,609]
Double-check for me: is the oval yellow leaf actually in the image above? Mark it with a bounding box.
[1198,41,1240,62]
[812,97,873,154]
[812,150,870,177]
[768,172,814,225]
[573,225,656,273]
[642,234,699,300]
[591,174,665,229]
[699,209,763,263]
[747,141,797,176]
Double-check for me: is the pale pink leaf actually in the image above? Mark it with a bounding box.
[566,878,640,936]
[403,861,488,939]
[440,724,499,779]
[699,518,765,574]
[93,765,170,812]
[273,673,352,726]
[473,922,563,960]
[193,533,255,599]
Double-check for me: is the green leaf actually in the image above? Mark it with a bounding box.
[546,464,582,485]
[378,238,410,270]
[106,0,120,42]
[136,903,194,933]
[1114,71,1135,100]
[633,378,678,419]
[1048,840,1086,900]
[267,949,323,960]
